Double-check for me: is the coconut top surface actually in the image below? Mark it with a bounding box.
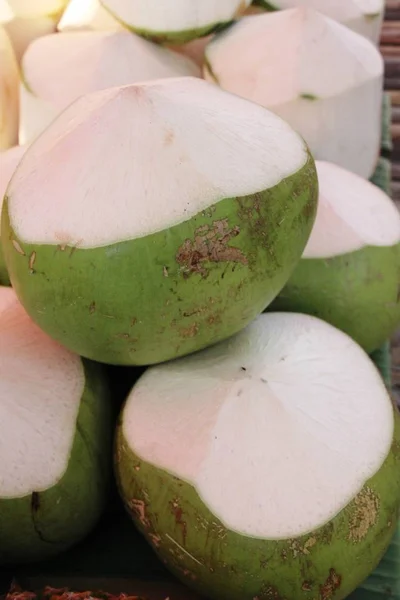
[269,0,383,20]
[100,0,252,33]
[0,287,85,498]
[8,77,309,248]
[6,0,67,17]
[0,145,26,229]
[303,161,400,258]
[122,312,394,539]
[58,0,121,32]
[22,30,200,107]
[205,8,383,105]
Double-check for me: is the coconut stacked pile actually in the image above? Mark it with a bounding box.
[0,1,400,599]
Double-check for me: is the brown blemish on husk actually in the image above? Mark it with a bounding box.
[257,585,286,600]
[176,219,247,278]
[319,569,342,600]
[348,487,379,543]
[128,499,150,529]
[29,251,36,273]
[289,536,317,559]
[89,302,96,315]
[302,582,312,592]
[179,322,199,339]
[170,498,187,545]
[12,239,25,255]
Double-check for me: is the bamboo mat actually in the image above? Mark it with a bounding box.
[381,2,400,404]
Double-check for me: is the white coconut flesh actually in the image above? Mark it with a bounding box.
[205,9,383,105]
[99,0,252,34]
[0,287,85,499]
[0,26,18,150]
[58,0,122,32]
[303,161,400,259]
[5,0,67,18]
[9,77,308,249]
[0,145,27,233]
[19,30,201,143]
[0,1,13,23]
[122,312,395,539]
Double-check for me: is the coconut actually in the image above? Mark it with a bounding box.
[204,8,384,179]
[19,30,200,144]
[57,0,122,32]
[0,26,18,150]
[0,285,111,565]
[168,35,213,69]
[252,0,384,44]
[0,1,69,62]
[2,77,318,366]
[99,0,252,44]
[0,145,27,284]
[270,161,400,353]
[115,311,400,600]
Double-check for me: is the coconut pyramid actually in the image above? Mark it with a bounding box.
[0,1,399,599]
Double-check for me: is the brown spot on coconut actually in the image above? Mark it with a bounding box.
[204,8,384,178]
[115,312,400,600]
[99,0,253,44]
[0,285,112,565]
[57,0,122,32]
[251,0,384,45]
[19,29,200,143]
[0,25,18,150]
[269,160,400,352]
[0,144,27,284]
[3,76,317,365]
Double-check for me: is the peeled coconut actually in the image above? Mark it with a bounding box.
[168,35,213,69]
[115,311,400,600]
[0,285,111,565]
[204,8,384,179]
[0,145,27,284]
[57,0,121,32]
[270,161,400,353]
[2,77,318,366]
[99,0,253,44]
[0,26,18,150]
[0,1,69,63]
[252,0,384,44]
[19,30,200,144]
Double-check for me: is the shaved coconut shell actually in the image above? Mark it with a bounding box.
[4,15,56,62]
[270,161,400,352]
[19,30,200,143]
[3,77,317,365]
[6,0,67,18]
[0,286,111,565]
[58,0,122,32]
[204,8,384,178]
[116,312,400,600]
[255,0,384,44]
[0,26,18,150]
[99,0,252,43]
[0,145,27,284]
[168,35,213,68]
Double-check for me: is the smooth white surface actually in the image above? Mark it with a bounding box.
[100,0,252,33]
[0,145,27,229]
[304,161,400,258]
[9,77,308,248]
[122,312,394,538]
[0,26,18,150]
[204,8,383,177]
[6,0,67,17]
[58,0,123,32]
[0,287,84,498]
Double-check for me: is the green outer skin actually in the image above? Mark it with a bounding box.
[0,360,112,565]
[99,1,243,44]
[253,0,277,9]
[1,156,318,366]
[0,246,10,285]
[268,244,400,354]
[115,407,400,600]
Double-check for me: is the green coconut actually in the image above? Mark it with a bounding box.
[270,160,400,353]
[19,29,200,144]
[204,8,384,179]
[99,0,252,44]
[0,145,27,285]
[0,285,112,565]
[115,311,400,600]
[2,76,318,366]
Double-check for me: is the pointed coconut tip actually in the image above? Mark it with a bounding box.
[205,7,383,103]
[121,311,395,539]
[9,76,310,249]
[57,0,122,32]
[303,161,400,258]
[99,0,252,41]
[0,285,85,499]
[21,29,200,108]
